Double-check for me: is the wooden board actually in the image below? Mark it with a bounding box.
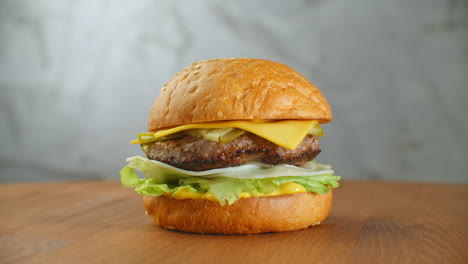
[1,180,467,263]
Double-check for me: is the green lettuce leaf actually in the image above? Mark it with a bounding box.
[120,156,340,205]
[180,175,340,205]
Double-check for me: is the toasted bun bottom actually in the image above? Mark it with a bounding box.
[142,191,333,234]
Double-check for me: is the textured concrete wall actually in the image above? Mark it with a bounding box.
[1,0,467,183]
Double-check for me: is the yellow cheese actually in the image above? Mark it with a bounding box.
[267,182,307,196]
[171,188,202,200]
[239,192,253,198]
[201,191,218,202]
[167,182,308,202]
[133,120,321,150]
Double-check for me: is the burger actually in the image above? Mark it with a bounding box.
[120,58,340,234]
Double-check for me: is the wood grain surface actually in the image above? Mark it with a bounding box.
[1,180,467,264]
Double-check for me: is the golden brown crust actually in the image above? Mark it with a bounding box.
[142,191,333,234]
[148,58,332,131]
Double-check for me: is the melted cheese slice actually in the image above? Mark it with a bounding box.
[135,120,320,150]
[168,182,307,202]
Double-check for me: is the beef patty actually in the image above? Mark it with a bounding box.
[144,133,321,171]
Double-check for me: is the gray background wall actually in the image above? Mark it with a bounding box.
[1,0,467,183]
